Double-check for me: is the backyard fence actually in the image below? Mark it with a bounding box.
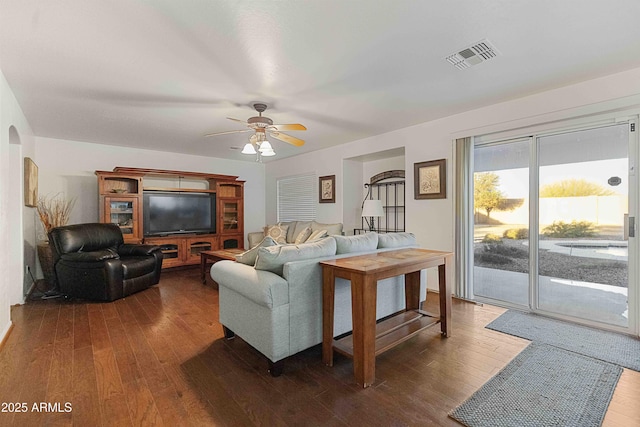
[486,195,627,226]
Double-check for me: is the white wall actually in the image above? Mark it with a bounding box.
[34,137,266,247]
[362,155,405,186]
[0,69,36,344]
[266,66,640,289]
[342,159,363,235]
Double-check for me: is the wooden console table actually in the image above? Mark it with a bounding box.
[200,248,245,286]
[321,248,453,388]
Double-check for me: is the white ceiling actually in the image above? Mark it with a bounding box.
[2,0,640,162]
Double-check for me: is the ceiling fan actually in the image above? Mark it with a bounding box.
[204,103,306,158]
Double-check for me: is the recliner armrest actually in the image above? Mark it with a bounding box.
[119,244,162,257]
[60,249,119,262]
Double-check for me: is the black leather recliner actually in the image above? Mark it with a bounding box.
[49,223,163,301]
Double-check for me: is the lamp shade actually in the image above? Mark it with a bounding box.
[258,140,273,152]
[362,200,384,217]
[241,143,256,154]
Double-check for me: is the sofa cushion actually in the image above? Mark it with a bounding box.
[293,226,312,244]
[334,232,379,254]
[264,223,289,244]
[255,237,337,276]
[247,231,267,249]
[236,236,278,266]
[311,221,343,236]
[306,229,327,243]
[377,232,417,248]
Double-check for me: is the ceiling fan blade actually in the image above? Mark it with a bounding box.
[227,117,247,124]
[204,129,251,137]
[269,131,305,147]
[270,124,307,131]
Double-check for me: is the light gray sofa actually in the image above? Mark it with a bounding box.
[210,232,425,376]
[247,220,344,248]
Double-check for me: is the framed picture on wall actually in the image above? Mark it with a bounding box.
[24,157,38,207]
[414,159,446,199]
[319,175,336,203]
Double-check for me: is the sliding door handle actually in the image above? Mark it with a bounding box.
[629,216,635,238]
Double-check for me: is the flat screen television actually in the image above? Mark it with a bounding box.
[143,192,216,236]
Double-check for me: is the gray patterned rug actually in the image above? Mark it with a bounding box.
[486,310,640,371]
[449,343,622,427]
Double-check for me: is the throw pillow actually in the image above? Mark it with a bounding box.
[264,223,289,244]
[294,226,312,244]
[334,232,378,254]
[254,237,337,276]
[306,229,327,242]
[289,221,312,243]
[235,236,277,266]
[311,221,343,236]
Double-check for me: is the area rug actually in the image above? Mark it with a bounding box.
[486,310,640,371]
[449,342,622,427]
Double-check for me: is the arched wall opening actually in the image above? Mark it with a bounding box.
[8,126,31,300]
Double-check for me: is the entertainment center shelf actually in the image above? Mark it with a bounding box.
[143,187,218,193]
[96,167,244,269]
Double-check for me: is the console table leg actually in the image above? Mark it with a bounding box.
[201,255,207,284]
[351,273,377,388]
[405,271,421,311]
[439,255,452,337]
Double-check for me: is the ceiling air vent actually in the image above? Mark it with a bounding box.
[446,39,500,70]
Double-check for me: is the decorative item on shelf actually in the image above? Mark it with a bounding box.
[36,193,76,297]
[112,188,127,193]
[414,159,446,199]
[319,175,336,203]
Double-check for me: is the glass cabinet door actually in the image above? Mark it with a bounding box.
[222,201,239,231]
[105,197,139,240]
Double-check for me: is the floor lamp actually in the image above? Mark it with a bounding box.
[362,199,384,232]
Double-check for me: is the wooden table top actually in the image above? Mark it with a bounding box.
[201,248,245,260]
[319,248,452,274]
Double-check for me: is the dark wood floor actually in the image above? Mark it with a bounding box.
[1,268,639,426]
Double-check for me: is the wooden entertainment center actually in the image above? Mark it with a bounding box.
[96,167,244,269]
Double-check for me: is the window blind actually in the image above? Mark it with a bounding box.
[277,173,316,222]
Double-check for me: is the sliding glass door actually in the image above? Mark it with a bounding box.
[473,138,530,307]
[536,124,630,327]
[471,120,636,331]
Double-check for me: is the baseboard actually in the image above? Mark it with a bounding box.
[0,321,15,352]
[25,280,37,302]
[452,295,484,306]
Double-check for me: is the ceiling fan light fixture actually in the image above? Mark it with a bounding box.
[241,142,256,154]
[258,140,273,152]
[205,103,305,159]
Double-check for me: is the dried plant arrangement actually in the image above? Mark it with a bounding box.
[37,193,76,235]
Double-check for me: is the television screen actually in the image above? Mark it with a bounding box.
[143,192,216,236]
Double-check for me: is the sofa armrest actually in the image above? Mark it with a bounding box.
[247,231,266,249]
[119,244,162,257]
[211,260,288,309]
